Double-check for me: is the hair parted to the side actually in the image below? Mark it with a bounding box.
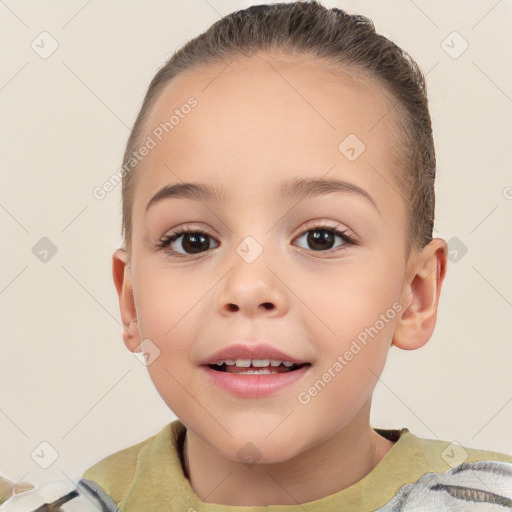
[120,0,435,257]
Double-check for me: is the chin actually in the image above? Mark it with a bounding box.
[214,432,305,466]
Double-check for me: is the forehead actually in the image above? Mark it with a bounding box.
[133,53,403,219]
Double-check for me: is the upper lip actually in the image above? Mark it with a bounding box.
[201,343,309,366]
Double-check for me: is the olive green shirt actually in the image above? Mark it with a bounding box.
[80,419,512,511]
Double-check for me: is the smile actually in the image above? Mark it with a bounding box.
[202,361,312,398]
[209,359,309,374]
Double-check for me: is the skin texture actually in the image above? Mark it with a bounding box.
[112,53,447,506]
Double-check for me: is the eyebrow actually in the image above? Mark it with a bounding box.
[144,177,379,215]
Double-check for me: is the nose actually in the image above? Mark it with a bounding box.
[215,249,288,318]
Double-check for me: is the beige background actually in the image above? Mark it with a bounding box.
[1,0,511,487]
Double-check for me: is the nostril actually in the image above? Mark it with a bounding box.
[262,302,273,310]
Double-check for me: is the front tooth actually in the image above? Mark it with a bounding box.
[224,359,236,365]
[252,359,270,367]
[235,359,251,367]
[282,361,294,367]
[270,360,282,367]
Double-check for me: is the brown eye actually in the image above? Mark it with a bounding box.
[157,228,219,256]
[176,232,211,254]
[294,225,355,253]
[306,229,336,251]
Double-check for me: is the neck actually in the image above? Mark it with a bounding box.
[181,406,395,506]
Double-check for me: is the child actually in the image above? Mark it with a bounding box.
[3,1,511,510]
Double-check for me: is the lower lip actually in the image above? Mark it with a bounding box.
[201,365,311,398]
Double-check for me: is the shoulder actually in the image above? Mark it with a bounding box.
[2,421,185,511]
[0,422,182,512]
[375,428,512,511]
[377,460,512,511]
[381,427,512,467]
[80,437,152,503]
[81,421,182,504]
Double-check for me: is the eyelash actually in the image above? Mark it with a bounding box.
[155,222,357,258]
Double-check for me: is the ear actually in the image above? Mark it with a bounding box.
[392,238,447,350]
[112,248,141,353]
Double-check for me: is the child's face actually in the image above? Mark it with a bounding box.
[121,54,419,462]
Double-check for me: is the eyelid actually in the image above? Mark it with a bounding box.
[295,219,357,241]
[161,222,216,237]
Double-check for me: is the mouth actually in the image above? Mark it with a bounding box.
[202,359,312,398]
[207,359,311,375]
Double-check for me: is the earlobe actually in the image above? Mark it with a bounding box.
[392,238,447,350]
[112,248,141,353]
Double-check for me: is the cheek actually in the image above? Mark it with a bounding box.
[302,256,403,337]
[134,264,201,340]
[133,268,204,397]
[139,301,203,415]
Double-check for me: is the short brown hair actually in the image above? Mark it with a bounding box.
[120,1,435,256]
